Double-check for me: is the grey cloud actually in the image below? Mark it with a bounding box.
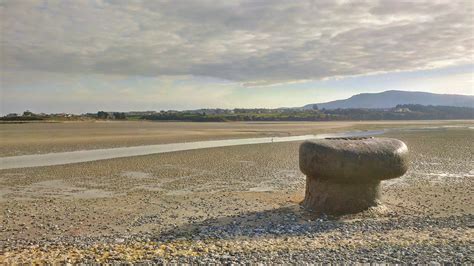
[1,0,472,84]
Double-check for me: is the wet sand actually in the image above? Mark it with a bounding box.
[1,120,470,156]
[0,130,384,170]
[1,121,473,263]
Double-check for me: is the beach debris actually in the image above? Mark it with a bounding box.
[299,137,409,214]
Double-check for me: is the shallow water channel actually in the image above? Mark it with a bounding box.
[0,130,384,170]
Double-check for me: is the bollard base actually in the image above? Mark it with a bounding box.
[302,177,381,215]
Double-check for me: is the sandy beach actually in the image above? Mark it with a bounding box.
[1,120,468,156]
[1,121,473,263]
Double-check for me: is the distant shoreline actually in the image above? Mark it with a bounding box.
[2,118,474,124]
[3,104,473,122]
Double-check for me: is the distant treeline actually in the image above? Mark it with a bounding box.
[97,111,126,120]
[321,104,474,120]
[2,104,473,122]
[0,116,45,121]
[140,104,474,122]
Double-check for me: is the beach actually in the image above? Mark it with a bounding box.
[1,121,473,263]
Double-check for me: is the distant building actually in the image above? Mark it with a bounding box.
[53,113,70,117]
[394,107,411,113]
[127,111,157,116]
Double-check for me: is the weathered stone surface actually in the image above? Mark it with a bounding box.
[301,177,381,214]
[299,137,409,214]
[299,137,409,183]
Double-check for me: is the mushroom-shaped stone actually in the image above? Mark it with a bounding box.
[299,137,408,214]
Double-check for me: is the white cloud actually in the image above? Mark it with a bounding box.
[1,0,472,84]
[400,72,474,95]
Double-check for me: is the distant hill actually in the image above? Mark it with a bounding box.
[304,90,474,110]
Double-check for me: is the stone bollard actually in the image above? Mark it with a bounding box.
[299,137,409,215]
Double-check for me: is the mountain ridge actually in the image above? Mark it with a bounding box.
[304,90,474,109]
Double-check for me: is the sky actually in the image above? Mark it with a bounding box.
[1,0,473,114]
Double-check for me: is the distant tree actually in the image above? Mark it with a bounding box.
[97,111,109,119]
[23,110,34,116]
[113,112,126,120]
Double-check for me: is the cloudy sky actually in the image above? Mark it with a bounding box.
[1,0,473,114]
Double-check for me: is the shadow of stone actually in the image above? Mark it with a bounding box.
[155,204,345,242]
[153,204,472,243]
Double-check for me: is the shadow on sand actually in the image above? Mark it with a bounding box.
[153,203,469,243]
[155,204,352,242]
